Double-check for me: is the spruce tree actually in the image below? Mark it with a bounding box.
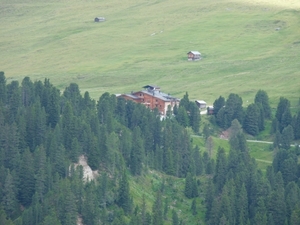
[172,209,179,225]
[191,199,197,215]
[130,127,144,175]
[117,171,132,215]
[254,90,271,119]
[243,103,259,136]
[3,171,17,218]
[214,147,227,192]
[213,96,225,116]
[0,72,7,105]
[184,172,193,198]
[19,148,35,207]
[281,125,294,149]
[152,191,163,225]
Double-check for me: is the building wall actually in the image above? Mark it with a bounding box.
[119,92,179,115]
[134,92,167,114]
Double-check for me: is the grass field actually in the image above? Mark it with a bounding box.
[1,0,300,107]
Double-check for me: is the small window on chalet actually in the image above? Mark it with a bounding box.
[140,94,142,96]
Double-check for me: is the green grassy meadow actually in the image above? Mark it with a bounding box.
[1,0,300,106]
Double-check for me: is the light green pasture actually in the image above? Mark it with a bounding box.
[1,0,300,106]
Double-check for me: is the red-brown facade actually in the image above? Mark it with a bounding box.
[117,86,179,115]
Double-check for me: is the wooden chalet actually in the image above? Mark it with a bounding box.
[117,85,180,115]
[195,100,207,109]
[207,106,214,115]
[187,51,201,61]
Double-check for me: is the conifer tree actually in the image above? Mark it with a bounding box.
[19,148,35,207]
[281,125,294,149]
[34,146,47,203]
[7,81,21,123]
[253,197,267,225]
[0,72,7,105]
[117,171,132,215]
[184,172,193,198]
[293,111,300,139]
[254,90,271,119]
[243,103,259,136]
[189,102,200,133]
[179,92,190,110]
[152,191,163,225]
[46,87,60,128]
[214,147,227,192]
[3,171,17,218]
[176,106,189,127]
[43,209,62,225]
[237,183,248,225]
[130,127,144,175]
[191,199,197,215]
[213,96,225,116]
[172,209,179,225]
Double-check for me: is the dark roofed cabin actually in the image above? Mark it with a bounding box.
[94,17,106,22]
[142,85,161,92]
[187,51,201,61]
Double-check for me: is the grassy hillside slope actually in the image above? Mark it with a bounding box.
[1,0,300,106]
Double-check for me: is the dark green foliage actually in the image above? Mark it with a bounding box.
[179,92,190,110]
[191,199,197,215]
[130,127,144,175]
[189,102,200,133]
[176,106,189,127]
[63,83,83,116]
[202,123,211,140]
[213,96,225,116]
[152,191,164,225]
[117,171,132,214]
[176,92,201,132]
[213,147,227,192]
[293,111,300,139]
[275,97,292,132]
[243,103,259,136]
[281,125,294,149]
[7,81,21,123]
[19,148,35,206]
[1,76,299,225]
[3,171,17,218]
[163,197,168,220]
[0,72,7,104]
[47,87,60,128]
[172,209,179,225]
[268,172,286,225]
[43,209,62,225]
[216,93,244,129]
[254,90,272,119]
[184,172,193,198]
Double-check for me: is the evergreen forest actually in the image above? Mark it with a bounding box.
[0,71,300,225]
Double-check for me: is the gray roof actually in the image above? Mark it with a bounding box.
[196,100,206,104]
[121,94,140,99]
[188,51,201,55]
[138,90,179,102]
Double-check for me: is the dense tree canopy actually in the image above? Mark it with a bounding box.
[0,72,299,225]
